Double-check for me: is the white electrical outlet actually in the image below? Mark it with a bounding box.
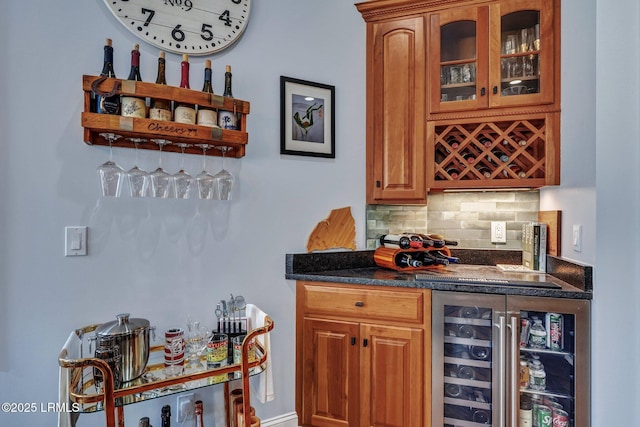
[177,393,195,423]
[491,221,507,243]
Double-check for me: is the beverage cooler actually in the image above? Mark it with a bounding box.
[432,291,590,427]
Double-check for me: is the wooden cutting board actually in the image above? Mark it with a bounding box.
[538,210,561,256]
[307,207,356,252]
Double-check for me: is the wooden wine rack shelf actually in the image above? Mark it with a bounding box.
[82,75,250,158]
[427,113,559,189]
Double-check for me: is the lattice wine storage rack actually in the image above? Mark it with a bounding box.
[427,114,559,189]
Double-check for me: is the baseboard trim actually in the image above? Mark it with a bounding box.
[260,411,298,427]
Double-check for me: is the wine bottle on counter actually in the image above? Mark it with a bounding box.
[379,234,422,249]
[197,59,219,127]
[422,233,459,247]
[149,51,172,121]
[194,400,204,427]
[415,251,449,266]
[161,405,171,427]
[95,38,120,115]
[218,65,239,129]
[121,44,147,118]
[395,253,423,268]
[431,250,461,264]
[138,417,151,427]
[174,54,196,124]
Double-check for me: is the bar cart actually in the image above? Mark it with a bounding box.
[58,314,273,427]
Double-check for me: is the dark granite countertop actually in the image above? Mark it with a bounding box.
[285,249,593,300]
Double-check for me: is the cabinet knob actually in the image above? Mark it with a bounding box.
[493,86,498,95]
[355,301,364,307]
[363,338,369,347]
[480,87,486,96]
[376,180,381,188]
[351,337,357,346]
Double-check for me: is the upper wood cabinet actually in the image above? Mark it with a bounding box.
[428,0,559,117]
[361,13,427,205]
[357,0,561,197]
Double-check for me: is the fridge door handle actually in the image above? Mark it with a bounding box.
[508,314,520,427]
[497,315,506,427]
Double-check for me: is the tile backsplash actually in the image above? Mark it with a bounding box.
[366,190,539,249]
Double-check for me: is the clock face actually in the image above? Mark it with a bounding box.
[103,0,251,55]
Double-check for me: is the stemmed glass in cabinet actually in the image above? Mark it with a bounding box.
[97,133,124,197]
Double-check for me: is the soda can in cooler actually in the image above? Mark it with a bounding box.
[545,312,564,351]
[538,405,553,427]
[552,408,570,427]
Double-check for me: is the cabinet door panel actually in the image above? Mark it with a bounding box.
[368,17,426,204]
[360,324,424,427]
[302,318,360,427]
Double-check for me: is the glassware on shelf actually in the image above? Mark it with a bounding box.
[149,139,173,198]
[126,138,149,197]
[196,144,216,200]
[173,143,194,199]
[186,320,213,372]
[212,147,234,200]
[97,133,124,197]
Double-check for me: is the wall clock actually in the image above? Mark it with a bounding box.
[102,0,251,55]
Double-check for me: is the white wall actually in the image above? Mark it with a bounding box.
[2,0,639,426]
[0,1,365,426]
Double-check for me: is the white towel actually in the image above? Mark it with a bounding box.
[245,304,274,403]
[58,330,82,427]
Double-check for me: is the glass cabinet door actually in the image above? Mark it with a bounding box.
[429,7,489,113]
[489,0,556,107]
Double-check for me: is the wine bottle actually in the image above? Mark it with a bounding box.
[174,54,196,124]
[431,250,461,264]
[197,59,219,127]
[95,38,120,115]
[218,65,239,129]
[194,400,204,427]
[223,65,233,97]
[424,233,459,247]
[138,417,151,427]
[416,251,449,266]
[121,44,147,118]
[395,253,423,268]
[149,51,172,121]
[379,234,422,249]
[161,405,171,427]
[490,148,510,163]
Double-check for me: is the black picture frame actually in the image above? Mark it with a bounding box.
[280,76,335,158]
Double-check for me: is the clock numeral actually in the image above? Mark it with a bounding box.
[163,0,193,12]
[201,24,214,41]
[219,10,232,26]
[141,8,155,27]
[172,24,186,42]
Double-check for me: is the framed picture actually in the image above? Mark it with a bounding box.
[280,76,335,158]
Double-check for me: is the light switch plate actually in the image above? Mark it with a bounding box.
[65,226,87,256]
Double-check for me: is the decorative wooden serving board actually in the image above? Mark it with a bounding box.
[307,207,357,252]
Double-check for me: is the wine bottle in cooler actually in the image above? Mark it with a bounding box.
[149,51,172,121]
[95,38,120,115]
[121,44,147,118]
[218,65,239,129]
[197,59,219,127]
[174,54,196,124]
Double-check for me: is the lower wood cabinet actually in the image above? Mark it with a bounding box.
[296,281,431,427]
